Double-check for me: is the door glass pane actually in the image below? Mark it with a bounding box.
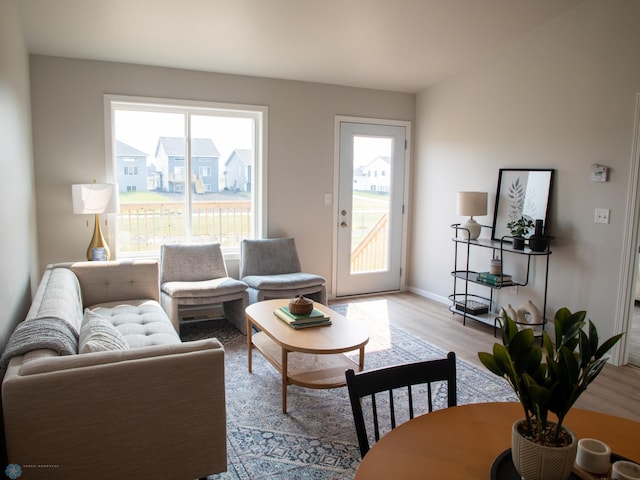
[190,115,255,247]
[351,136,392,273]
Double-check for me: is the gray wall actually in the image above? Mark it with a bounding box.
[411,0,640,356]
[29,55,416,290]
[0,0,39,350]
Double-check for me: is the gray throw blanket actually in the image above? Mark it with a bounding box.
[0,317,79,376]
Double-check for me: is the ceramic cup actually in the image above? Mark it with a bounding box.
[576,438,611,474]
[612,461,640,480]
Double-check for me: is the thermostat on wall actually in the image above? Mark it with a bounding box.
[591,164,608,182]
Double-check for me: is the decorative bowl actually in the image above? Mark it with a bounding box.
[289,295,313,315]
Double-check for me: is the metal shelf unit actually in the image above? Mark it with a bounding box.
[449,224,551,336]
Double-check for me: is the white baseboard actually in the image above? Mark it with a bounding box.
[407,286,449,305]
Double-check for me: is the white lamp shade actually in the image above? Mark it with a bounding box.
[457,191,488,217]
[72,183,118,214]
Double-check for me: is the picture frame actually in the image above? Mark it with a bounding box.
[491,168,554,242]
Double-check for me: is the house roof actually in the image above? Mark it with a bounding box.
[155,137,220,158]
[355,156,390,176]
[225,149,253,167]
[116,140,147,157]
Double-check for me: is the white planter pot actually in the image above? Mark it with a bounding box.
[511,419,578,480]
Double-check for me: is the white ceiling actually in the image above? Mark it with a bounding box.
[18,0,585,93]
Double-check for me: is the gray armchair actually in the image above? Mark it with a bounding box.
[239,238,327,305]
[160,243,249,334]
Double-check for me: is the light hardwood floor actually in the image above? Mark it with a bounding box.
[330,291,640,422]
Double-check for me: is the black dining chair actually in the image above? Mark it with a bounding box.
[345,351,457,458]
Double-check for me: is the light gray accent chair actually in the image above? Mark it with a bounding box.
[239,238,327,305]
[160,243,249,334]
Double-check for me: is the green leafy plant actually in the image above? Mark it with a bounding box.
[506,216,534,237]
[478,308,623,446]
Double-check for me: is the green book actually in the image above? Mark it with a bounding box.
[477,278,513,287]
[277,306,329,323]
[274,309,332,328]
[477,272,512,282]
[286,319,332,329]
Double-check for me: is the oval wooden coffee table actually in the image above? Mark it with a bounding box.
[246,299,369,413]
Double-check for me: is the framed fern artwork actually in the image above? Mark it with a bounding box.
[491,168,554,242]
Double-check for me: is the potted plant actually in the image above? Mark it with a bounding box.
[506,216,534,250]
[478,308,623,480]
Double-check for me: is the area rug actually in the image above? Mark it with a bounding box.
[181,301,517,480]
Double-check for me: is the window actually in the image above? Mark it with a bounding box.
[106,96,267,258]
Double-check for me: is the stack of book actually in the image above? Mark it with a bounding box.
[455,299,489,315]
[476,272,513,287]
[274,306,332,329]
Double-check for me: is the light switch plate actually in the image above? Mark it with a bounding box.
[594,208,610,224]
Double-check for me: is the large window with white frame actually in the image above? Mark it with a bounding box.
[106,96,267,258]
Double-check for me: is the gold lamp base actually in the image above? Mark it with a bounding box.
[86,213,111,261]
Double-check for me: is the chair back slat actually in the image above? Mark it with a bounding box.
[371,394,380,441]
[389,390,396,430]
[346,351,457,458]
[408,385,414,419]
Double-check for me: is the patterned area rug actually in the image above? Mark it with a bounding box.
[181,301,516,480]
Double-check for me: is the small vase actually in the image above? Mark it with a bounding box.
[501,304,518,322]
[528,219,548,252]
[517,300,542,325]
[490,259,502,275]
[512,236,525,250]
[512,419,578,480]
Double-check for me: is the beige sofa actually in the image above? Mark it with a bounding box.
[1,260,227,480]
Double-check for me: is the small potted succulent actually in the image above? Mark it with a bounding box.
[478,308,623,480]
[506,216,534,250]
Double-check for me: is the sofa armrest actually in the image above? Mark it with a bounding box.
[50,259,160,307]
[2,338,226,480]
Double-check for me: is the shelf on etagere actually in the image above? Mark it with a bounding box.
[451,232,552,256]
[450,270,520,288]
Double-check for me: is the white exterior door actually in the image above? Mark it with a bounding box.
[335,120,408,297]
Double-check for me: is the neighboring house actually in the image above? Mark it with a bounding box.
[353,156,390,193]
[155,137,220,194]
[224,149,253,192]
[116,140,148,193]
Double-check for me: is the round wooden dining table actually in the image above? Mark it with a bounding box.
[353,402,640,480]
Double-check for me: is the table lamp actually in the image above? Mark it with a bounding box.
[457,191,487,240]
[72,182,117,260]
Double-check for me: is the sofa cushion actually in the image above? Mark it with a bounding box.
[242,272,325,290]
[27,267,84,332]
[162,277,247,298]
[79,310,128,353]
[91,300,181,348]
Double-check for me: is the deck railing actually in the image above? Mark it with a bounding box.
[118,201,388,273]
[118,201,251,251]
[351,214,389,272]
